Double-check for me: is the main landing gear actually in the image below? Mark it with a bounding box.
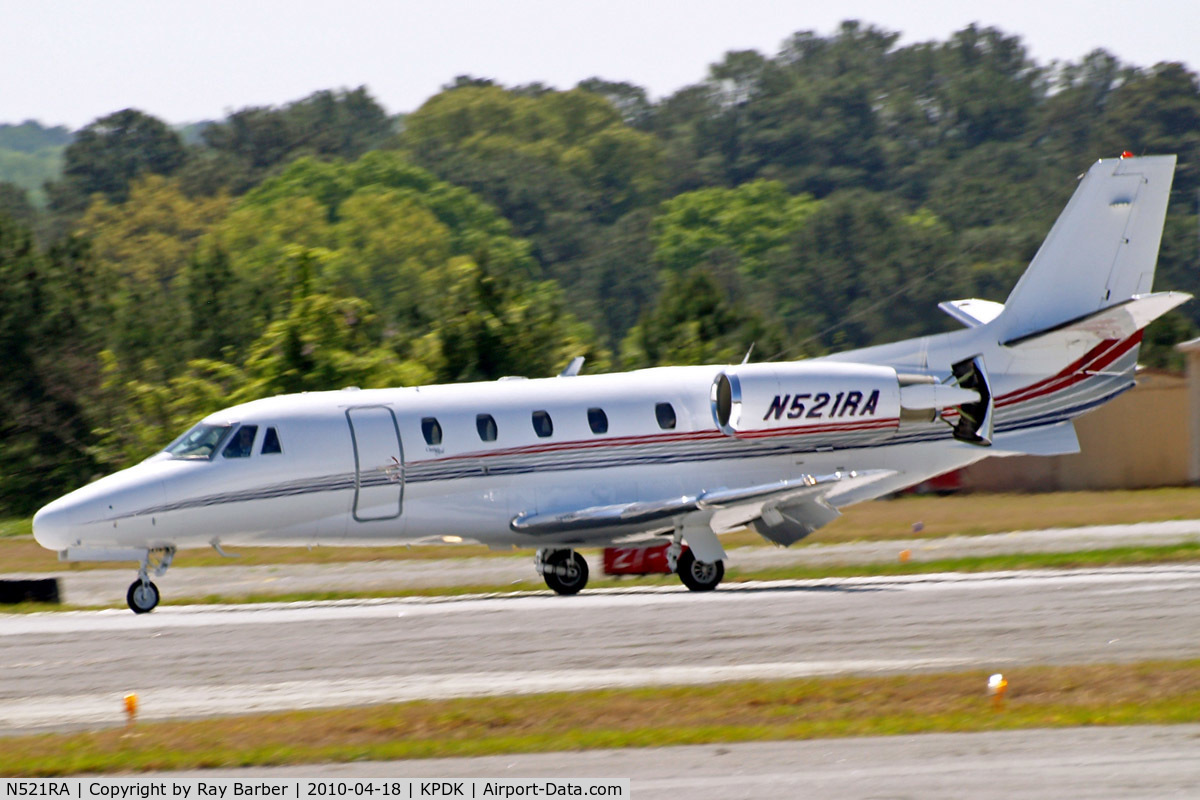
[676,548,724,592]
[127,547,174,614]
[536,548,590,595]
[536,544,726,595]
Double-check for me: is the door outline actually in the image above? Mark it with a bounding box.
[346,406,404,522]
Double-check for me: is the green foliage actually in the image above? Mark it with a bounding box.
[187,87,394,195]
[621,268,786,368]
[0,146,64,207]
[218,151,535,331]
[777,190,960,348]
[651,179,817,278]
[422,254,609,382]
[75,176,233,371]
[0,121,72,153]
[47,109,186,214]
[0,122,70,208]
[1141,311,1199,372]
[0,219,102,513]
[95,251,434,465]
[0,182,36,227]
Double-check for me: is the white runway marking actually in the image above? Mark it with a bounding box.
[0,656,986,730]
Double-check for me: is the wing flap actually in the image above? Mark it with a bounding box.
[510,474,840,535]
[510,470,897,547]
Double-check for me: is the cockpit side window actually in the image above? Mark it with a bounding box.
[261,426,282,455]
[222,425,259,459]
[166,423,233,460]
[421,417,443,446]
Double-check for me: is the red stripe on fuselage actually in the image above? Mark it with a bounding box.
[995,332,1141,409]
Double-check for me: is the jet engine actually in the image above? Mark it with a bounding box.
[710,360,990,444]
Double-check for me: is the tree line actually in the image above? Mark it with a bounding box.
[2,22,1199,514]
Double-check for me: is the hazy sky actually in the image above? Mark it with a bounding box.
[4,0,1198,129]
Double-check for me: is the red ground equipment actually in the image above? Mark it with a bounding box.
[602,542,689,576]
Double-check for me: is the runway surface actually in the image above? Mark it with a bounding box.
[135,725,1200,799]
[4,565,1200,733]
[16,518,1200,605]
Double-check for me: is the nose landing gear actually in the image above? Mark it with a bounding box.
[126,579,160,614]
[126,547,174,614]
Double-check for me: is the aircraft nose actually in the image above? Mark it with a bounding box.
[32,498,77,551]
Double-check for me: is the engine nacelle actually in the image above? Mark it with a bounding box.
[710,362,903,437]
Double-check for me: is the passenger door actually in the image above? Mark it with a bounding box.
[346,406,404,521]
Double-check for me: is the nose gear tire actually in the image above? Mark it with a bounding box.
[127,580,160,614]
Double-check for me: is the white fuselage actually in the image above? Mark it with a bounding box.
[32,360,1009,555]
[26,155,1188,613]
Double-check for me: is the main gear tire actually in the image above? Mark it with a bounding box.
[543,550,589,595]
[677,549,724,592]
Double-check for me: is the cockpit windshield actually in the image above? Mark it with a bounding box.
[165,423,234,460]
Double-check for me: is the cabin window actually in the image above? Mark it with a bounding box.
[421,417,443,446]
[655,402,677,430]
[222,425,258,458]
[476,414,498,442]
[261,427,283,455]
[165,423,233,460]
[531,410,553,438]
[588,407,608,435]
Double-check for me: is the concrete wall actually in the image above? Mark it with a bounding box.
[962,371,1189,491]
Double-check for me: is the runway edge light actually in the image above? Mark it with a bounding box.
[124,692,138,725]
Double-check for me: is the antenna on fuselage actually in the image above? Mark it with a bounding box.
[741,343,755,364]
[558,356,585,377]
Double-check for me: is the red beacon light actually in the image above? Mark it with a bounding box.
[1120,150,1135,159]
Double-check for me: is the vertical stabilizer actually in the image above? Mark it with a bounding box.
[997,155,1175,343]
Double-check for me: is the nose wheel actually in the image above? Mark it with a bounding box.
[127,580,160,614]
[127,546,174,613]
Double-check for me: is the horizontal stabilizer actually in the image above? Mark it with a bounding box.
[938,298,1005,328]
[1003,291,1191,349]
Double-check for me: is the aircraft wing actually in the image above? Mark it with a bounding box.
[510,470,896,549]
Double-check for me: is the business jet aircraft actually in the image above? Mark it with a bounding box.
[33,154,1190,613]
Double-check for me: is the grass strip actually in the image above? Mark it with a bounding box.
[4,661,1200,775]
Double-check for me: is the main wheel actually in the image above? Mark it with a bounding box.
[677,549,724,592]
[127,580,160,614]
[543,550,589,595]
